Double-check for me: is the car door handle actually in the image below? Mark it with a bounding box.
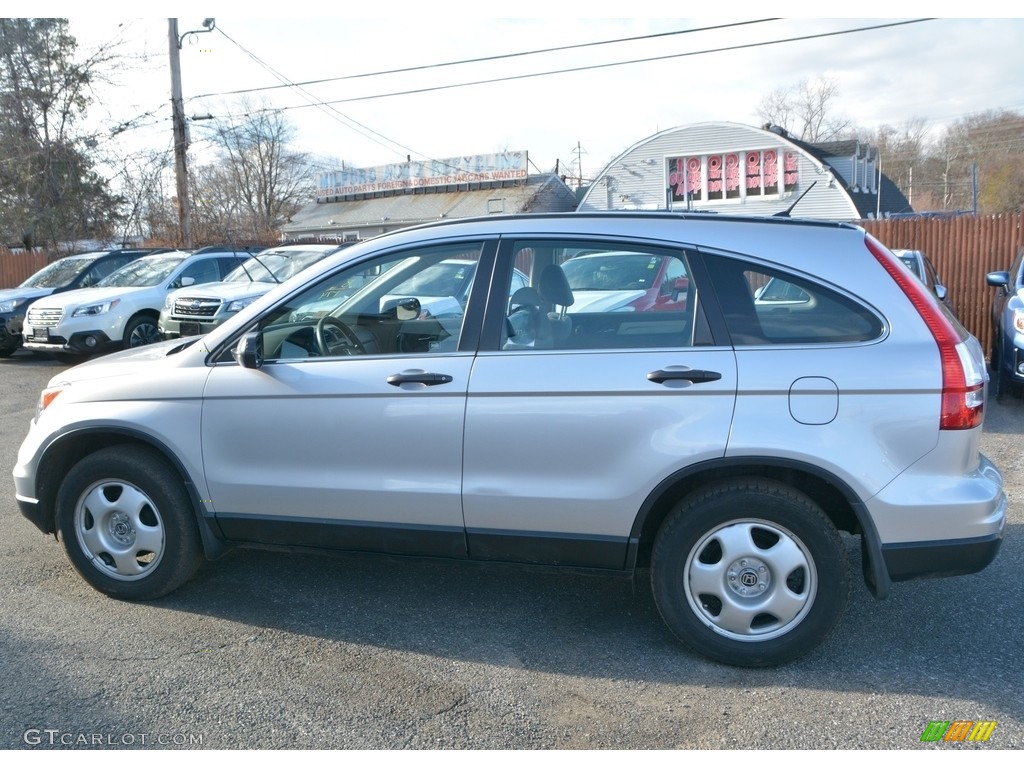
[647,367,722,385]
[386,372,454,387]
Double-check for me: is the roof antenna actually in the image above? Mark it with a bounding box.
[773,181,817,218]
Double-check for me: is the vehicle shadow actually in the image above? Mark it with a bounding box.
[141,519,1023,713]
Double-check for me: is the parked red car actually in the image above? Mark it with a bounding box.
[559,251,688,312]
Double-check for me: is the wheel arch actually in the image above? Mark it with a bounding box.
[34,426,226,560]
[628,457,891,599]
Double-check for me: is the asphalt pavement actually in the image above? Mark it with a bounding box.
[1,350,1021,750]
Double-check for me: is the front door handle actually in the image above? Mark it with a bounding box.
[647,367,722,385]
[387,372,454,387]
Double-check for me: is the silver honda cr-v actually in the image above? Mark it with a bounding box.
[13,212,1006,667]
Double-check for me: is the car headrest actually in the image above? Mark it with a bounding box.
[510,286,543,307]
[539,264,574,306]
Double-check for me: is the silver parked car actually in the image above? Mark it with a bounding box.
[13,212,1005,667]
[892,248,958,317]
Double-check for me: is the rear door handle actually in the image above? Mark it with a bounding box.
[387,372,454,387]
[647,367,722,385]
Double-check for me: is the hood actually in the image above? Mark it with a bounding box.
[29,285,145,310]
[170,281,274,302]
[566,290,646,313]
[0,286,54,305]
[49,337,202,386]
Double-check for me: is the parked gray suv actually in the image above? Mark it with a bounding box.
[13,212,1005,667]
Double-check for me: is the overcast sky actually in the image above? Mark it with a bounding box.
[54,6,1024,184]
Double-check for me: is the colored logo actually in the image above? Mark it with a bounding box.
[920,720,996,743]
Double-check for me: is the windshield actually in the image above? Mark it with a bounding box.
[561,253,663,291]
[898,254,924,280]
[21,254,100,289]
[388,260,477,299]
[97,253,188,288]
[224,248,333,284]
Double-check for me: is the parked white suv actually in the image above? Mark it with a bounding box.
[13,213,1006,667]
[160,244,346,340]
[22,248,252,359]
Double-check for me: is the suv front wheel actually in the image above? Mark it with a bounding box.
[55,446,204,600]
[651,478,848,667]
[124,313,162,348]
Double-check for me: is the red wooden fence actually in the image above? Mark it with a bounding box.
[862,214,1024,352]
[0,249,53,290]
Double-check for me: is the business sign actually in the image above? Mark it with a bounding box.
[318,151,528,200]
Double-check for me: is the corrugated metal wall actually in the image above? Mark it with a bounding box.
[862,213,1024,354]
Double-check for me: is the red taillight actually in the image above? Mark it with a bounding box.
[866,235,984,430]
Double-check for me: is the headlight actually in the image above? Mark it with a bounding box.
[72,299,120,317]
[164,295,174,310]
[0,298,26,313]
[1013,309,1024,335]
[226,297,257,313]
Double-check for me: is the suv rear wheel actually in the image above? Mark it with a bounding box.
[651,478,848,667]
[55,446,203,599]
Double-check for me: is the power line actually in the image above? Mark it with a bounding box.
[191,19,934,113]
[189,18,782,101]
[209,26,415,161]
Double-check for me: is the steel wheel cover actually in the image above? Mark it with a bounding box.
[73,479,166,581]
[683,518,817,642]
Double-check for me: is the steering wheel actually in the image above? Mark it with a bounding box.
[315,316,366,356]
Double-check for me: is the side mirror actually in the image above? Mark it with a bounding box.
[987,271,1010,289]
[232,331,264,369]
[380,296,421,320]
[181,276,196,287]
[934,284,948,301]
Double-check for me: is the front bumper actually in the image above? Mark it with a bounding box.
[160,314,228,340]
[1,311,23,351]
[23,329,114,355]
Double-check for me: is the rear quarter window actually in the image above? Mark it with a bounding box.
[703,253,883,345]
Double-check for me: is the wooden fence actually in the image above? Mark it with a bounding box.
[0,249,53,290]
[861,214,1024,352]
[3,214,1022,352]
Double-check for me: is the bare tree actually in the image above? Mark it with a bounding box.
[756,77,852,143]
[924,110,1024,214]
[109,149,175,244]
[194,105,314,242]
[871,119,929,207]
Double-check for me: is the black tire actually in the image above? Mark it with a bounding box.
[123,313,161,348]
[651,478,848,667]
[55,445,203,600]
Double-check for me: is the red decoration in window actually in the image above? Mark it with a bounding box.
[725,154,740,198]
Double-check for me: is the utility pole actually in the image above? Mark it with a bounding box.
[168,19,193,249]
[168,18,215,249]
